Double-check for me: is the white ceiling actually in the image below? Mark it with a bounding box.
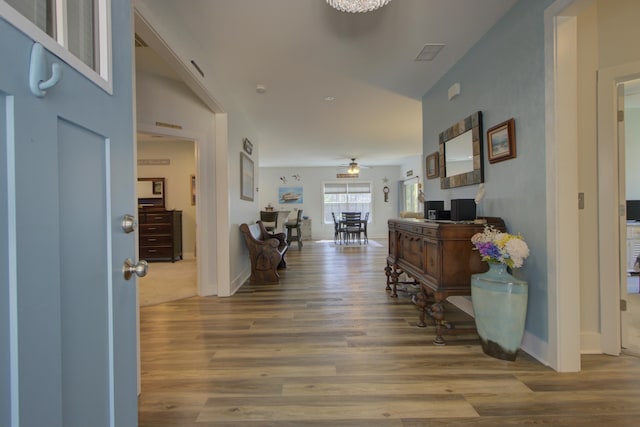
[135,0,518,168]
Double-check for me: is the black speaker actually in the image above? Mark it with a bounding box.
[428,210,451,220]
[424,200,444,212]
[450,199,476,221]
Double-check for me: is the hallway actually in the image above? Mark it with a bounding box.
[138,240,640,426]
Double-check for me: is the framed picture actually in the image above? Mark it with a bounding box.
[278,186,303,204]
[190,174,196,206]
[426,151,439,179]
[240,152,254,201]
[153,180,162,195]
[243,138,253,155]
[487,118,516,163]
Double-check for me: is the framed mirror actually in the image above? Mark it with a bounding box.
[439,111,484,189]
[137,177,165,209]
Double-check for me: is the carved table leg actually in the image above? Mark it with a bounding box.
[429,302,448,346]
[411,286,431,328]
[384,263,392,291]
[390,268,402,298]
[411,287,428,327]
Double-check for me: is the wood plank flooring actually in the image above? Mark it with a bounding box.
[139,239,640,426]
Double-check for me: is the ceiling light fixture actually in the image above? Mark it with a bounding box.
[347,158,360,174]
[326,0,391,13]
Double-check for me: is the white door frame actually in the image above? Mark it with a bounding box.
[544,0,591,372]
[597,62,640,354]
[548,0,640,365]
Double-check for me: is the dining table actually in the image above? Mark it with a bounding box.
[338,212,367,244]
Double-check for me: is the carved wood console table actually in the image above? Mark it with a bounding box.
[385,217,505,345]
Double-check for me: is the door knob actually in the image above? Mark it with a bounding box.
[123,258,148,280]
[121,214,137,233]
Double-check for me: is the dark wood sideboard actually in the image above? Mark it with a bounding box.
[385,217,505,345]
[139,209,183,262]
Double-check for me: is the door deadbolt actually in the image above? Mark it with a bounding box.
[121,214,137,233]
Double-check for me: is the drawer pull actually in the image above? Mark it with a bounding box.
[147,238,157,242]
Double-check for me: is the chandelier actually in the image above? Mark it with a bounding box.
[326,0,392,13]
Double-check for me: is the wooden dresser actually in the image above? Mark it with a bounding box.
[385,217,505,344]
[138,209,183,262]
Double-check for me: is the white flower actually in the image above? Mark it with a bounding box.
[505,238,530,268]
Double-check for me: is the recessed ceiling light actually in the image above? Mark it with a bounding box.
[324,96,336,102]
[415,44,445,61]
[256,84,267,94]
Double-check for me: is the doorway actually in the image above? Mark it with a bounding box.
[137,134,198,306]
[620,78,640,356]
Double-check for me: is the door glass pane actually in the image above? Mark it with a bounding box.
[67,0,96,69]
[5,0,55,37]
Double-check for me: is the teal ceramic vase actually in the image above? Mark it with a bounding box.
[471,262,528,361]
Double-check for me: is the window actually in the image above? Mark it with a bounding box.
[1,0,112,92]
[323,182,372,224]
[404,181,420,212]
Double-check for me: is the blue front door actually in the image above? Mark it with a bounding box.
[0,2,137,426]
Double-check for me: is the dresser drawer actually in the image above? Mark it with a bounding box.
[139,235,173,246]
[140,223,172,234]
[140,247,174,259]
[143,212,173,224]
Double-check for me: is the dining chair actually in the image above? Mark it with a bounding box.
[331,212,346,244]
[260,210,279,234]
[362,212,369,243]
[285,209,304,249]
[341,212,363,244]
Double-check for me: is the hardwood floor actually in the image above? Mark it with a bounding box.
[139,239,640,426]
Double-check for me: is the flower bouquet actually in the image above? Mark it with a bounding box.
[471,225,530,269]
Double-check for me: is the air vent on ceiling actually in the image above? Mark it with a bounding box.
[415,43,445,61]
[134,33,148,48]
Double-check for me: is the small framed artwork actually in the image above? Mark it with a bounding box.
[426,152,439,179]
[153,180,162,195]
[278,186,303,204]
[487,118,516,164]
[190,174,196,206]
[240,152,254,201]
[243,138,253,155]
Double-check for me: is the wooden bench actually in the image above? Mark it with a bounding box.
[239,220,288,284]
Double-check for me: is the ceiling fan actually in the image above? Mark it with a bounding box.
[339,158,369,174]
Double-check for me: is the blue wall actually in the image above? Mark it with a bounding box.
[422,0,554,342]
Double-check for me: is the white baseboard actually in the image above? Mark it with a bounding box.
[580,331,603,354]
[448,296,474,316]
[521,330,550,368]
[230,269,250,296]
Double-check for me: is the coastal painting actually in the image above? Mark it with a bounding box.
[279,186,303,204]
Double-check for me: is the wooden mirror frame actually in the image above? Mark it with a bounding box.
[439,111,484,189]
[137,177,165,209]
